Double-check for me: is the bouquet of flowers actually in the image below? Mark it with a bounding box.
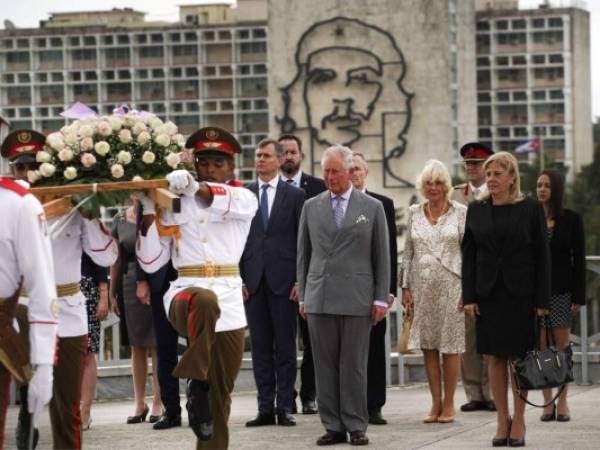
[29,105,186,217]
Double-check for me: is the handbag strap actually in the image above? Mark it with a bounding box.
[510,360,567,408]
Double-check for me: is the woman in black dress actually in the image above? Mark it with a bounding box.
[536,170,586,422]
[462,152,550,447]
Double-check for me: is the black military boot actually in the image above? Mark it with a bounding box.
[16,385,39,450]
[186,379,213,441]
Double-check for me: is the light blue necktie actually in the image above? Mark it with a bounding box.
[260,184,269,229]
[333,196,344,229]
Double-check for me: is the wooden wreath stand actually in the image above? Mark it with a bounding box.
[30,179,180,219]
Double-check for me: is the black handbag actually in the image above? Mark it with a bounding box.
[510,322,574,408]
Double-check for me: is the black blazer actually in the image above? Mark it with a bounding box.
[240,179,305,296]
[462,197,550,308]
[550,208,586,304]
[300,172,326,199]
[366,190,398,296]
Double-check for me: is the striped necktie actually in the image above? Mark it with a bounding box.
[260,184,269,229]
[333,196,344,229]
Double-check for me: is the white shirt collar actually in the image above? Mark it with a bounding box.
[469,182,488,195]
[281,170,302,187]
[258,175,279,190]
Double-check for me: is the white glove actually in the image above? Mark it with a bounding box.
[166,170,199,197]
[135,192,156,216]
[28,364,54,427]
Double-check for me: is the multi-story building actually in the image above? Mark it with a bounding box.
[0,0,269,179]
[475,0,592,175]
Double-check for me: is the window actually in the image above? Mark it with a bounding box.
[136,35,147,44]
[171,68,182,77]
[170,33,181,43]
[218,31,231,40]
[548,17,563,27]
[549,90,564,99]
[50,37,62,47]
[18,73,30,83]
[6,52,29,64]
[117,35,129,45]
[254,99,268,109]
[514,127,528,137]
[239,65,251,75]
[139,46,163,58]
[496,20,509,30]
[184,32,197,42]
[38,50,62,63]
[18,108,31,118]
[532,18,545,28]
[254,64,267,74]
[477,57,490,66]
[150,34,163,43]
[532,54,545,64]
[240,42,266,54]
[85,71,97,81]
[513,91,527,101]
[37,73,48,82]
[550,126,564,135]
[103,35,113,45]
[16,39,29,49]
[496,56,509,66]
[152,69,164,78]
[476,21,490,31]
[118,70,130,79]
[512,19,526,29]
[497,128,510,137]
[83,36,96,46]
[549,54,563,63]
[36,38,46,48]
[105,48,130,59]
[237,29,250,39]
[72,49,96,61]
[533,90,546,100]
[512,55,526,65]
[172,45,197,57]
[477,92,491,102]
[51,72,63,82]
[253,28,266,39]
[186,67,198,77]
[496,92,510,102]
[3,74,15,83]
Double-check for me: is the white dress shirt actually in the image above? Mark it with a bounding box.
[258,175,279,218]
[469,182,488,199]
[281,170,302,188]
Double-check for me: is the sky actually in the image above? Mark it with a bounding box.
[0,0,598,119]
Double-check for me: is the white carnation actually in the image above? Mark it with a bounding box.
[58,148,74,162]
[111,164,124,179]
[117,150,132,165]
[118,129,133,144]
[63,166,77,180]
[39,163,56,177]
[155,133,170,147]
[142,151,156,164]
[36,151,52,163]
[94,141,110,156]
[137,131,151,145]
[165,152,180,169]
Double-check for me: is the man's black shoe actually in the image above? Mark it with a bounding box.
[152,414,182,430]
[277,411,296,426]
[368,408,387,425]
[460,401,486,412]
[316,430,347,446]
[186,380,213,440]
[245,412,276,427]
[484,400,497,411]
[292,402,298,414]
[302,399,318,414]
[349,430,369,446]
[16,406,39,450]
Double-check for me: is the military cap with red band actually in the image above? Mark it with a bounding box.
[186,126,242,157]
[459,142,494,162]
[1,129,46,164]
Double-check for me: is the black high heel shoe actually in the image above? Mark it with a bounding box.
[492,417,511,447]
[127,404,149,424]
[540,403,556,422]
[508,424,526,447]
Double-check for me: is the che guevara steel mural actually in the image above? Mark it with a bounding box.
[277,16,414,187]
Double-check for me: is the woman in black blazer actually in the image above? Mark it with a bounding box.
[536,170,586,422]
[462,152,550,447]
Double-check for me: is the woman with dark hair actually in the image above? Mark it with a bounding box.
[536,169,586,422]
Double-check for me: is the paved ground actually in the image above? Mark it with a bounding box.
[4,382,600,449]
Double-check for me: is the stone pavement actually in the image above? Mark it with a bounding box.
[4,383,600,449]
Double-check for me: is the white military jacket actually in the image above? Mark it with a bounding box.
[0,177,58,365]
[47,212,118,337]
[136,182,257,332]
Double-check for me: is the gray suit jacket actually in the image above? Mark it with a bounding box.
[297,188,390,317]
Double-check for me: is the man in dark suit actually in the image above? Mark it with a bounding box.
[298,145,390,446]
[241,139,305,427]
[350,152,397,426]
[278,134,326,415]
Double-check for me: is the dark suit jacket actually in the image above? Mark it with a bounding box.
[300,172,326,199]
[366,190,398,297]
[462,197,550,308]
[550,208,586,304]
[241,179,305,296]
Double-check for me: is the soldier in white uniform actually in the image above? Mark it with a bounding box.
[0,174,58,449]
[2,129,118,449]
[451,142,496,413]
[137,127,257,449]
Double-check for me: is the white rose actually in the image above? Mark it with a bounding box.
[150,118,163,130]
[165,152,180,169]
[46,133,65,151]
[64,133,78,145]
[172,134,185,147]
[132,175,144,182]
[153,124,168,136]
[80,137,94,152]
[108,117,124,131]
[97,121,112,136]
[118,129,133,144]
[132,121,147,135]
[81,153,97,168]
[117,150,132,165]
[142,151,156,164]
[27,170,41,184]
[79,125,94,138]
[94,141,110,156]
[155,134,170,147]
[58,148,74,162]
[36,151,52,163]
[137,131,151,145]
[111,164,124,179]
[164,121,178,135]
[63,166,77,180]
[39,163,56,177]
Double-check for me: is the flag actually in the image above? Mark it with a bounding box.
[514,137,541,154]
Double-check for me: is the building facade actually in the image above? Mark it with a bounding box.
[0,1,269,180]
[475,0,592,175]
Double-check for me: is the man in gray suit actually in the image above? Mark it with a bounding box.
[297,145,390,446]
